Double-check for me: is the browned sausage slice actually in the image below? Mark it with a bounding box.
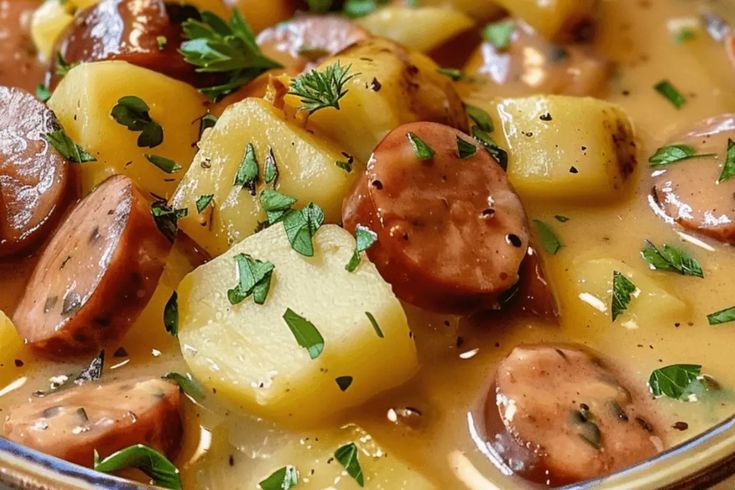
[4,377,182,467]
[342,122,530,313]
[0,86,70,257]
[256,15,370,71]
[486,345,660,485]
[12,175,172,357]
[652,114,735,244]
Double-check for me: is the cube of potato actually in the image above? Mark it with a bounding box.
[230,0,296,33]
[0,311,26,387]
[31,0,74,62]
[419,0,503,22]
[170,97,359,257]
[177,224,418,427]
[48,61,208,200]
[570,258,688,327]
[492,0,596,40]
[357,6,473,52]
[491,95,637,203]
[285,38,467,162]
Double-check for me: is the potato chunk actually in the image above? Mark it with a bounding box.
[357,6,473,52]
[170,98,359,257]
[0,311,25,387]
[177,224,418,427]
[492,95,636,203]
[492,0,596,40]
[285,38,467,162]
[48,61,207,200]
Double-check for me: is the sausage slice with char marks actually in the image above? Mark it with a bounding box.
[13,175,171,357]
[652,114,735,243]
[0,87,70,257]
[486,345,660,486]
[4,377,182,467]
[342,122,530,313]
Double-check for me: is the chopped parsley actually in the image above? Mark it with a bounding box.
[234,143,259,195]
[264,148,278,185]
[44,128,96,163]
[472,127,508,170]
[36,84,51,102]
[554,215,570,222]
[456,137,477,159]
[717,138,735,182]
[611,271,636,321]
[346,224,378,272]
[483,20,515,50]
[77,351,105,383]
[640,241,703,278]
[336,376,353,391]
[365,311,384,338]
[654,79,686,108]
[289,61,356,114]
[465,104,494,133]
[648,144,715,166]
[163,291,178,336]
[195,194,214,214]
[407,132,434,160]
[199,114,218,137]
[145,154,181,173]
[259,466,299,490]
[156,35,167,50]
[163,372,204,401]
[334,442,364,487]
[533,219,562,255]
[94,445,181,490]
[283,202,324,257]
[150,201,188,242]
[227,254,274,306]
[283,308,325,359]
[55,51,76,77]
[111,96,164,148]
[343,0,390,18]
[436,67,464,81]
[649,364,715,401]
[336,159,353,172]
[707,305,735,326]
[180,10,281,100]
[260,189,297,225]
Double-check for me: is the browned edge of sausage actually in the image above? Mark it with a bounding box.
[12,175,172,357]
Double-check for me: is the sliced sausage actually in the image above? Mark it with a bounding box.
[465,20,609,97]
[0,87,70,257]
[256,15,370,71]
[652,114,735,244]
[49,0,206,88]
[486,345,660,486]
[4,377,182,467]
[0,0,45,91]
[342,122,530,313]
[12,175,172,357]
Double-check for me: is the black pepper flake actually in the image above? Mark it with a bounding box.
[113,347,128,358]
[369,78,382,91]
[569,166,579,174]
[228,455,235,466]
[61,290,82,316]
[59,256,72,270]
[482,208,495,218]
[14,359,23,368]
[539,113,553,121]
[672,421,689,431]
[43,296,58,314]
[371,180,383,190]
[506,233,522,247]
[635,416,654,433]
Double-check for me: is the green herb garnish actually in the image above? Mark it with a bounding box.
[649,364,710,401]
[43,128,96,163]
[707,305,735,325]
[407,132,434,160]
[611,271,636,321]
[145,154,181,173]
[199,113,218,137]
[36,84,51,102]
[365,311,384,338]
[227,253,274,305]
[554,215,570,222]
[289,61,356,114]
[654,79,686,108]
[163,372,204,401]
[264,148,278,185]
[55,51,76,77]
[346,224,378,272]
[717,138,735,182]
[283,308,325,359]
[436,67,464,81]
[465,104,494,133]
[648,144,715,166]
[343,0,389,18]
[259,466,299,490]
[150,202,187,242]
[111,96,164,148]
[334,443,364,487]
[641,241,703,278]
[196,194,214,214]
[260,189,297,225]
[483,20,515,50]
[234,143,259,195]
[282,202,324,257]
[456,137,477,159]
[533,219,562,255]
[164,291,178,336]
[472,127,508,170]
[94,445,181,490]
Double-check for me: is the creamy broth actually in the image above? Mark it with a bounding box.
[1,0,735,488]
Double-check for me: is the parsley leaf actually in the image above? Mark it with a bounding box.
[640,241,703,278]
[260,189,297,225]
[283,308,325,359]
[234,143,259,195]
[648,144,715,166]
[456,137,477,159]
[365,311,384,338]
[180,10,281,100]
[533,219,562,255]
[346,225,378,272]
[94,445,181,490]
[472,127,508,170]
[163,372,204,401]
[483,20,515,50]
[343,0,389,18]
[707,305,735,325]
[336,376,353,391]
[264,148,278,185]
[282,203,324,257]
[260,466,299,490]
[196,194,214,214]
[717,138,735,182]
[654,79,686,108]
[334,443,364,487]
[145,154,181,173]
[151,201,188,242]
[289,61,356,114]
[611,271,636,321]
[227,253,274,306]
[164,291,178,336]
[436,67,464,81]
[36,84,51,102]
[336,159,353,172]
[43,128,96,163]
[199,114,218,138]
[407,132,434,160]
[111,96,164,148]
[554,215,570,222]
[649,364,712,401]
[465,104,493,132]
[55,51,76,77]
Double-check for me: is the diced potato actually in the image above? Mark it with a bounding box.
[490,95,637,203]
[284,38,467,162]
[177,224,418,427]
[570,258,688,327]
[48,61,208,200]
[0,311,26,388]
[357,6,473,52]
[419,0,503,22]
[492,0,596,40]
[230,0,296,33]
[171,97,359,257]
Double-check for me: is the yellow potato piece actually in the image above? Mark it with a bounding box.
[490,95,637,203]
[48,61,208,200]
[419,0,503,22]
[492,0,596,40]
[177,224,418,427]
[230,0,295,33]
[171,97,359,257]
[285,38,466,163]
[570,258,688,327]
[0,311,26,388]
[357,6,473,52]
